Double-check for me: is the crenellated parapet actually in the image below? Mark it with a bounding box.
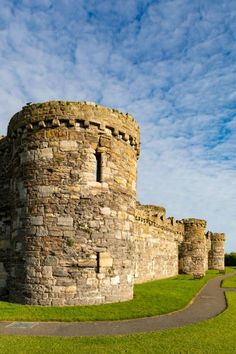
[135,203,184,237]
[208,232,225,271]
[7,101,140,158]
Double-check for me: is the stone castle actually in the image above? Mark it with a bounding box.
[0,101,225,306]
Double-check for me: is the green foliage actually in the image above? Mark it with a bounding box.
[225,253,236,266]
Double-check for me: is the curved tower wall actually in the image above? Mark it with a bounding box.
[7,101,140,305]
[179,218,207,276]
[208,233,225,271]
[0,137,11,297]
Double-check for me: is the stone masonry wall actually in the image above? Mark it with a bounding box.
[134,203,184,283]
[6,101,140,305]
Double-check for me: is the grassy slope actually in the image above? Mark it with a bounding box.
[0,292,235,353]
[0,269,229,322]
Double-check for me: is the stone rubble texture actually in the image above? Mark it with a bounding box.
[0,101,225,305]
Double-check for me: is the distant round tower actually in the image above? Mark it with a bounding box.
[179,218,207,277]
[7,101,140,305]
[208,233,225,271]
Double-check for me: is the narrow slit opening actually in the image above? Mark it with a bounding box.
[95,151,102,182]
[96,252,100,273]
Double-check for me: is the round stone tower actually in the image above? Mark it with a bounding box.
[179,218,207,277]
[7,101,140,305]
[208,233,225,271]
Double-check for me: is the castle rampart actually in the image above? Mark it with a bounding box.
[134,203,184,283]
[0,101,225,305]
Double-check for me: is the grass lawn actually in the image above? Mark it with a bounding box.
[0,269,234,322]
[0,292,235,353]
[222,274,236,288]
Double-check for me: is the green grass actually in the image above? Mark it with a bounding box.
[222,275,236,288]
[0,268,234,322]
[224,265,236,274]
[221,266,236,287]
[0,292,236,353]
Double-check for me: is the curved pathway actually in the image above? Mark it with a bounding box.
[0,272,235,337]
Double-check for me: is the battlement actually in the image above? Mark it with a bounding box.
[210,232,225,241]
[182,218,207,228]
[7,101,140,158]
[135,202,184,235]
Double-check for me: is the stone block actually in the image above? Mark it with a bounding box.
[44,255,58,266]
[78,258,97,268]
[52,267,68,277]
[60,140,78,151]
[111,275,120,285]
[37,186,58,197]
[36,226,48,237]
[100,207,111,216]
[86,278,98,286]
[26,257,39,266]
[30,216,44,226]
[26,267,36,277]
[58,216,74,227]
[41,266,52,278]
[36,148,53,160]
[99,252,113,268]
[56,278,75,287]
[64,285,77,293]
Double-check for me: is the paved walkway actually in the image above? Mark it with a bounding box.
[0,272,235,337]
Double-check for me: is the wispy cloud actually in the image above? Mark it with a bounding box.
[0,0,236,251]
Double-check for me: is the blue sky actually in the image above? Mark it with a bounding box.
[0,0,236,251]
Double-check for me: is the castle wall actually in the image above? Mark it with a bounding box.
[134,204,184,283]
[0,137,11,297]
[6,101,140,305]
[0,100,226,306]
